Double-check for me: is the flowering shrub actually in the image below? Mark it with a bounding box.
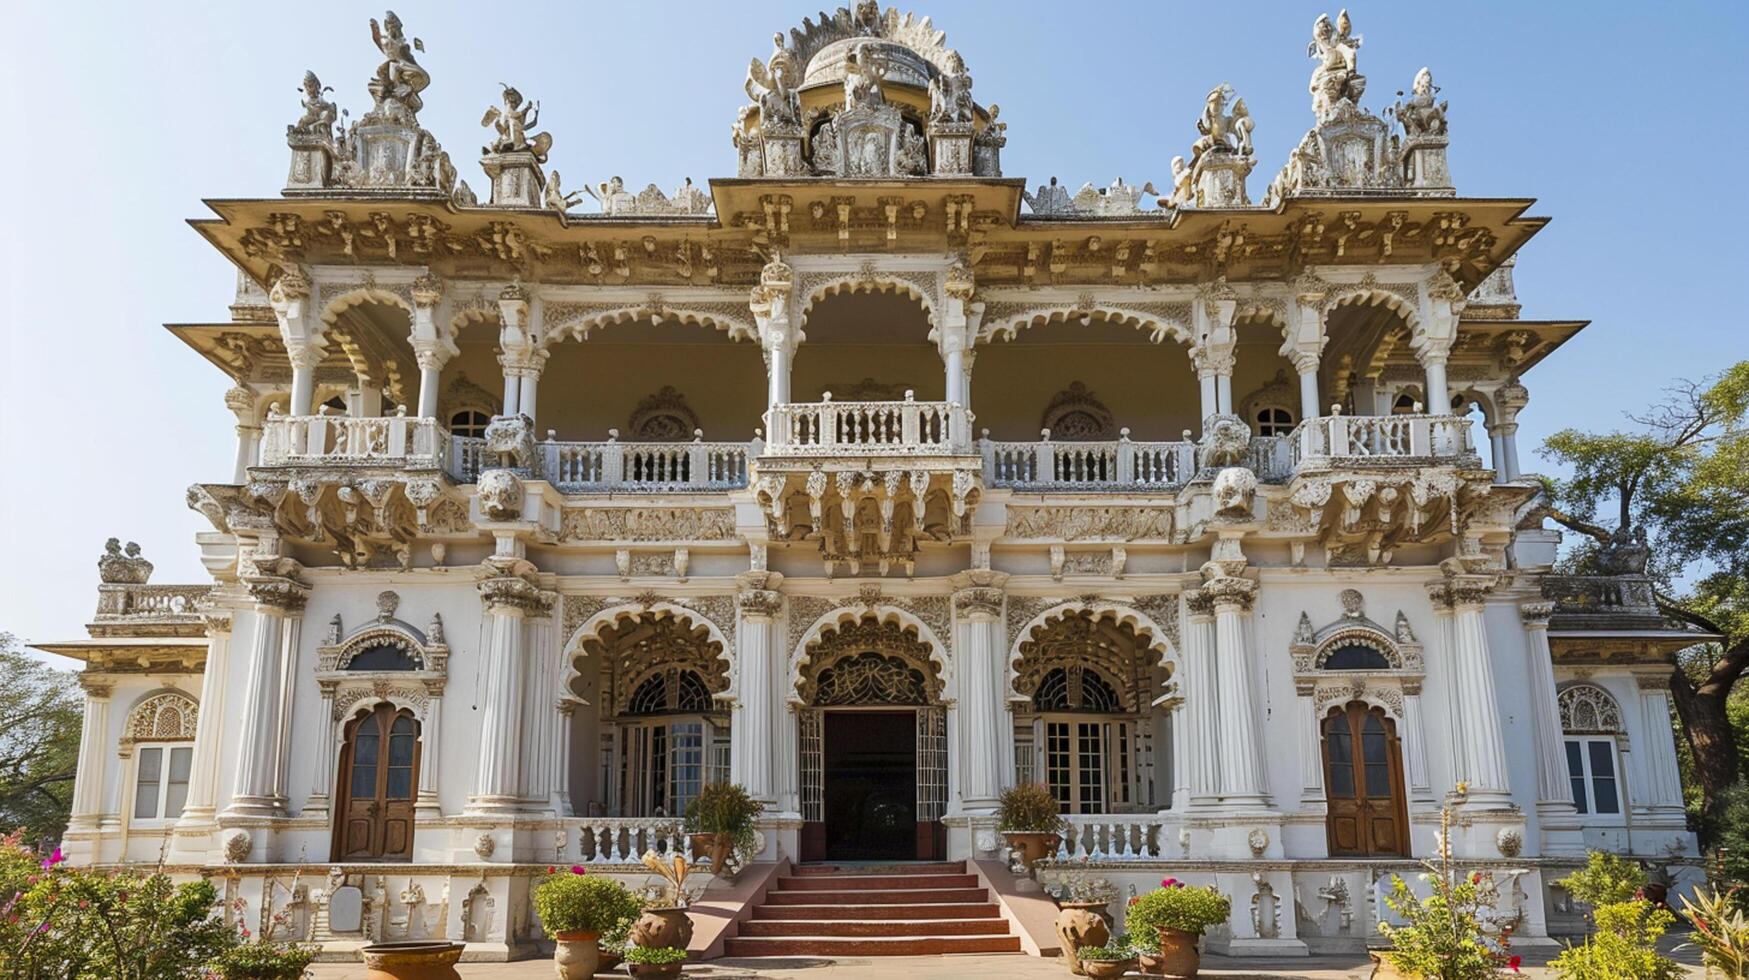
[1550,899,1683,980]
[206,939,319,980]
[531,865,642,938]
[1124,878,1231,938]
[1378,799,1516,980]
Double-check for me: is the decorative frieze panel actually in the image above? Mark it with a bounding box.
[558,507,737,543]
[123,691,200,743]
[1005,506,1175,542]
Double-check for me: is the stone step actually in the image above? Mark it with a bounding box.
[789,861,966,877]
[738,917,1012,937]
[723,935,1023,957]
[751,902,1003,921]
[763,886,992,905]
[775,872,979,891]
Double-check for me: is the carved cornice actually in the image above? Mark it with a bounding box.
[78,674,115,699]
[953,587,1005,620]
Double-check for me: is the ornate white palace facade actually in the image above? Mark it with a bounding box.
[42,3,1708,959]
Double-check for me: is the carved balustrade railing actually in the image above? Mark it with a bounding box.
[448,436,756,490]
[562,817,696,865]
[1048,814,1168,862]
[94,584,213,621]
[981,433,1198,490]
[259,416,449,470]
[764,395,974,457]
[1286,414,1476,469]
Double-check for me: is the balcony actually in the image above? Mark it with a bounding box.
[763,395,974,457]
[259,414,450,471]
[1286,413,1478,470]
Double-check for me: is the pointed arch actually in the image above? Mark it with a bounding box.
[788,604,951,705]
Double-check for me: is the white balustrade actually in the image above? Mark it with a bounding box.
[1052,815,1168,861]
[1287,414,1476,468]
[94,584,211,620]
[764,394,973,456]
[982,431,1197,490]
[450,435,755,491]
[258,415,447,469]
[563,817,693,865]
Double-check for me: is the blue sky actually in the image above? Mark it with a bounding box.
[2,1,1745,658]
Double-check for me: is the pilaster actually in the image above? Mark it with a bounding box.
[468,555,552,813]
[951,573,1008,812]
[68,675,114,834]
[1519,602,1582,853]
[1425,567,1512,807]
[1181,590,1221,809]
[172,604,235,856]
[1205,571,1269,807]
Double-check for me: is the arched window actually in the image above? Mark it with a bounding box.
[1391,393,1419,415]
[346,642,421,671]
[1558,684,1625,818]
[1254,406,1296,437]
[616,667,725,818]
[1321,643,1392,671]
[1032,667,1120,713]
[125,692,199,826]
[624,669,713,716]
[449,410,490,438]
[1029,666,1130,815]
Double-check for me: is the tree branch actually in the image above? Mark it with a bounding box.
[1544,504,1615,547]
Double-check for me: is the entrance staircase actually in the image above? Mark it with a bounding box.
[724,861,1022,956]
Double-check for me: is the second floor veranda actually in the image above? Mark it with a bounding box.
[230,285,1518,493]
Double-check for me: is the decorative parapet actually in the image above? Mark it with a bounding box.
[1539,574,1664,631]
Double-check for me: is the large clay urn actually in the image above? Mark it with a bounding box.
[1153,927,1202,979]
[1054,900,1112,975]
[551,930,599,980]
[360,941,465,980]
[1001,831,1061,873]
[631,906,694,950]
[689,831,735,876]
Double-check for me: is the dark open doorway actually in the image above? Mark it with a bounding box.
[822,711,917,861]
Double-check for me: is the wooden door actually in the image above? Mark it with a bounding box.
[334,704,420,861]
[1322,702,1409,857]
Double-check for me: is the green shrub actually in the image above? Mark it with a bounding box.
[1377,796,1516,980]
[531,867,642,937]
[995,783,1063,834]
[1557,851,1648,908]
[1551,900,1683,980]
[1075,943,1134,961]
[208,939,319,979]
[1679,887,1749,979]
[623,944,689,964]
[1124,878,1231,937]
[683,782,762,836]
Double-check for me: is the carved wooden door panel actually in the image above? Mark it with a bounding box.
[1321,702,1409,857]
[334,704,420,861]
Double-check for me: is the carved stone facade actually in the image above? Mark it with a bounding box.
[52,1,1704,965]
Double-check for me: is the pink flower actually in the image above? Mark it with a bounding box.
[1508,956,1522,972]
[1161,878,1178,888]
[547,866,557,874]
[240,928,251,939]
[39,848,64,870]
[570,865,587,875]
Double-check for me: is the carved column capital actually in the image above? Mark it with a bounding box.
[1518,601,1554,629]
[1184,589,1216,619]
[952,587,1005,620]
[1202,574,1258,612]
[478,574,551,616]
[269,268,311,308]
[411,272,445,308]
[244,556,309,613]
[737,589,784,621]
[78,674,114,699]
[1426,571,1497,610]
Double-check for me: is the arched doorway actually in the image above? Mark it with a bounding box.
[334,703,420,860]
[797,615,947,862]
[1321,701,1409,857]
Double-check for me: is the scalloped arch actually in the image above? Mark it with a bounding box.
[1312,624,1405,669]
[798,277,936,331]
[562,602,735,701]
[542,307,757,348]
[1007,600,1180,706]
[789,605,950,705]
[1323,289,1421,333]
[320,286,414,325]
[978,307,1194,348]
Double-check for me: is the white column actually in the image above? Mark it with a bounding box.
[270,270,324,417]
[517,363,542,420]
[499,369,521,416]
[416,355,444,419]
[553,701,573,816]
[1632,674,1687,814]
[732,587,782,805]
[1196,369,1218,421]
[1288,350,1321,422]
[1499,423,1522,481]
[1488,425,1508,483]
[471,567,546,811]
[521,608,558,811]
[417,690,444,817]
[953,587,1007,811]
[962,351,976,414]
[232,425,261,483]
[289,350,321,417]
[1182,593,1221,807]
[1216,371,1234,415]
[68,677,114,830]
[1169,706,1189,811]
[1402,690,1433,797]
[358,385,384,418]
[1208,576,1268,805]
[178,609,233,826]
[1296,689,1324,802]
[1429,574,1511,805]
[1422,354,1450,415]
[306,686,338,816]
[1519,603,1576,810]
[410,274,449,420]
[944,346,966,405]
[224,566,308,818]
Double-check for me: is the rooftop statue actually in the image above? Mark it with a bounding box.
[1392,67,1448,138]
[744,34,803,133]
[481,85,553,163]
[289,71,337,140]
[1166,156,1193,207]
[928,50,974,126]
[1192,84,1253,164]
[1307,10,1364,119]
[586,176,637,215]
[366,11,429,122]
[1186,83,1256,207]
[98,538,154,585]
[543,170,585,213]
[843,41,889,109]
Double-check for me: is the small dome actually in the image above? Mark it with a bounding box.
[803,37,937,91]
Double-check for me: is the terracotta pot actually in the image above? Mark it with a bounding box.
[1054,900,1112,975]
[689,831,735,876]
[1081,958,1135,980]
[599,947,624,973]
[1153,927,1201,979]
[627,963,684,979]
[359,941,465,980]
[552,932,600,980]
[631,906,694,950]
[1136,951,1167,975]
[1001,831,1061,872]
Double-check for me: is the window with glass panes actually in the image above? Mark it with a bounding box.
[1564,737,1622,816]
[133,743,193,822]
[611,669,728,817]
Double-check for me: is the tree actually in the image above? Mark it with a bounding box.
[1538,361,1749,830]
[0,632,83,842]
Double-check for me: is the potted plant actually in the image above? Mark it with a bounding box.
[684,782,763,877]
[622,944,688,978]
[997,783,1064,873]
[1074,943,1136,980]
[599,908,638,974]
[631,851,696,950]
[1125,878,1231,979]
[1049,874,1116,975]
[532,865,643,980]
